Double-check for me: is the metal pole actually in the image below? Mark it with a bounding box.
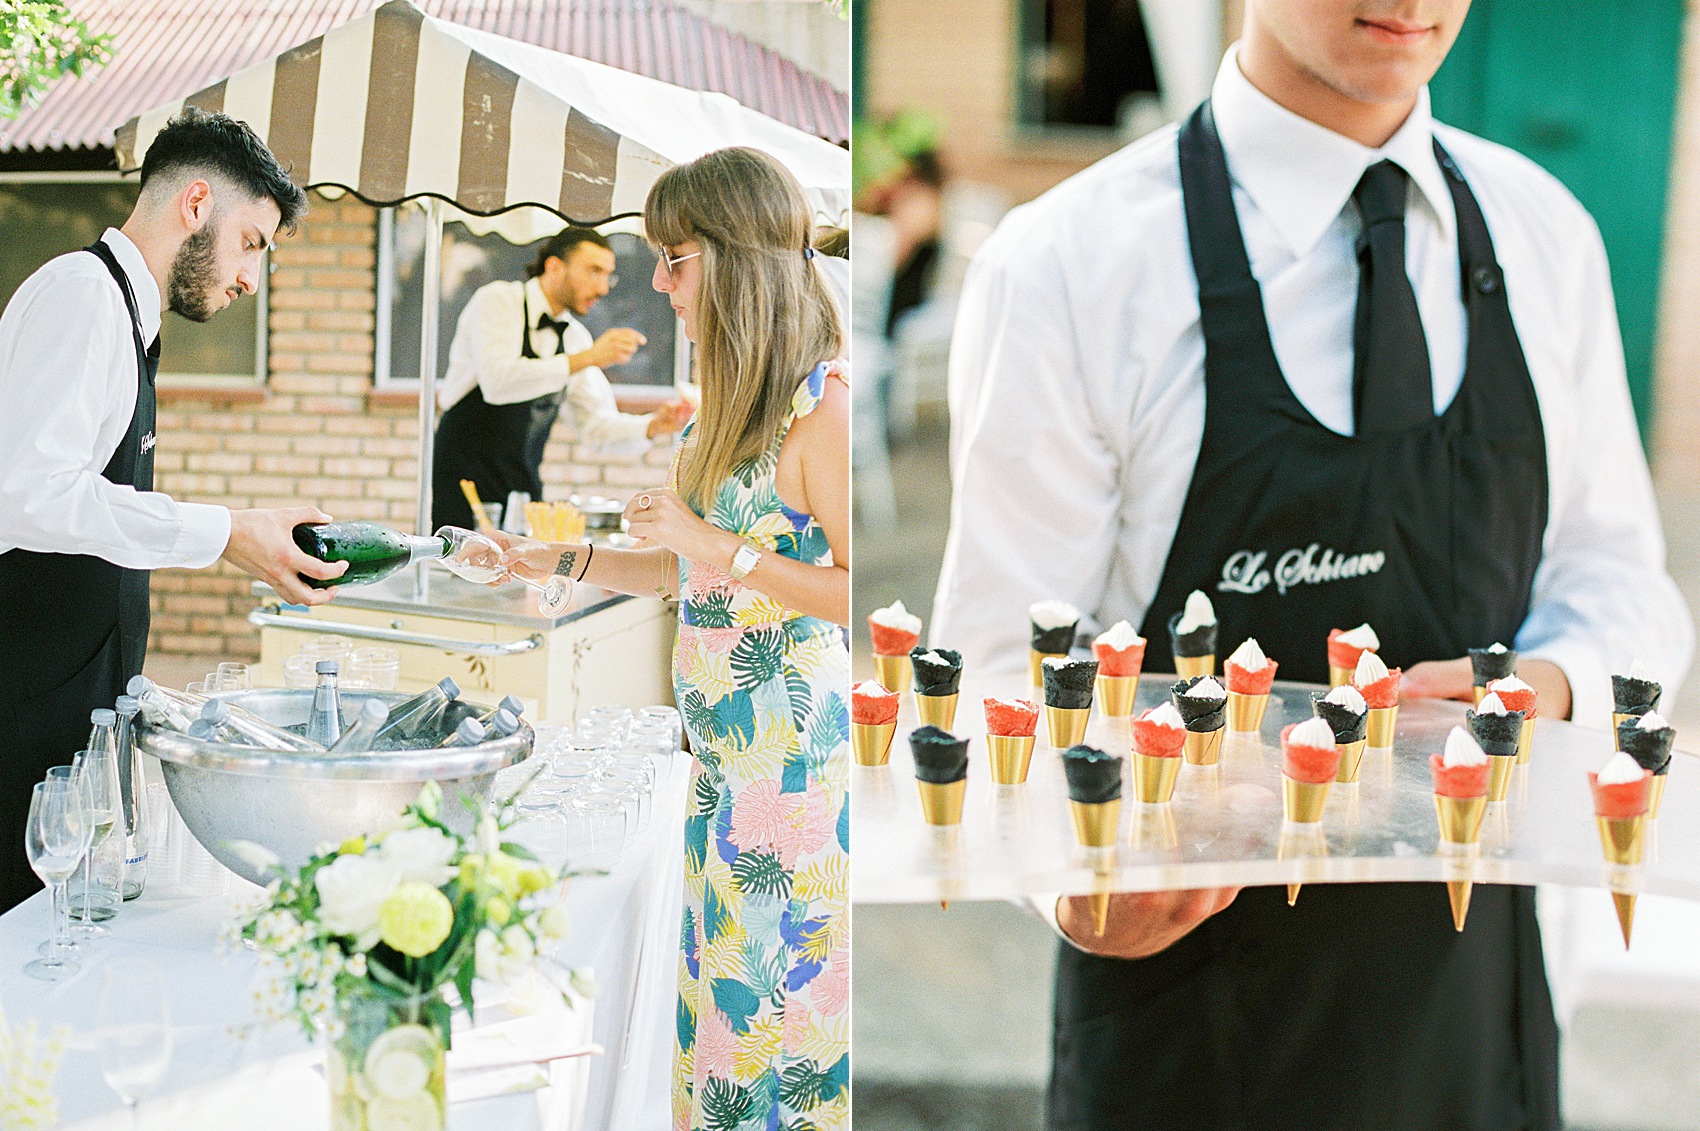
[413,197,444,600]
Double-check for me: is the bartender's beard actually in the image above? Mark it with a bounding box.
[167,221,224,323]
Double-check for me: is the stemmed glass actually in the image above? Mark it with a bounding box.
[69,744,121,934]
[434,525,572,616]
[24,780,91,981]
[37,765,84,960]
[97,960,172,1127]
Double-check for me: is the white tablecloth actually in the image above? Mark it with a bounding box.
[0,755,688,1130]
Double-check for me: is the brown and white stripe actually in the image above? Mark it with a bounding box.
[113,0,847,225]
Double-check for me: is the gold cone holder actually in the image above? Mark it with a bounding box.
[1486,754,1516,802]
[1174,653,1214,679]
[1366,705,1398,748]
[1070,800,1122,937]
[986,734,1037,785]
[1278,822,1328,906]
[1435,794,1488,846]
[1046,705,1091,749]
[1333,738,1367,784]
[1515,717,1534,764]
[1612,711,1631,743]
[1650,774,1669,820]
[916,778,967,826]
[1472,685,1487,706]
[1328,664,1353,689]
[1131,753,1182,805]
[1095,675,1139,717]
[1597,814,1649,948]
[1030,649,1066,687]
[915,692,959,730]
[1225,691,1269,733]
[1447,875,1474,932]
[851,721,896,767]
[1282,776,1332,825]
[872,652,912,695]
[1182,726,1224,766]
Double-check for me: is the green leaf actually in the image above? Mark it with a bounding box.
[701,1077,754,1131]
[498,841,540,861]
[730,627,783,691]
[730,851,791,899]
[709,979,761,1035]
[778,1060,839,1110]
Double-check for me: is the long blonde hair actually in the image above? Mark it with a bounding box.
[644,148,844,510]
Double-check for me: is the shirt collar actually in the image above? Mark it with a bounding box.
[99,228,162,346]
[1210,45,1456,258]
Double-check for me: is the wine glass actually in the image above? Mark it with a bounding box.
[97,959,172,1127]
[24,780,90,981]
[37,765,83,960]
[434,525,572,616]
[69,745,121,935]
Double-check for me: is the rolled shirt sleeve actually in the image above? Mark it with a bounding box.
[0,268,229,570]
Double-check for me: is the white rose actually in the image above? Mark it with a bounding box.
[474,928,501,982]
[314,854,401,949]
[475,812,501,857]
[374,826,458,887]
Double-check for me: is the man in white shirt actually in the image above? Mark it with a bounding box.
[430,227,691,530]
[934,2,1692,1128]
[0,109,347,909]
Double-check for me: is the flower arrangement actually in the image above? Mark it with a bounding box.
[0,1007,68,1130]
[224,782,581,1130]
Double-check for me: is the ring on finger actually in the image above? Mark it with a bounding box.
[639,494,651,509]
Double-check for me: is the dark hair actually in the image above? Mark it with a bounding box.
[526,227,612,278]
[139,107,308,231]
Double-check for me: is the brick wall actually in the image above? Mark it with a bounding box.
[147,192,673,663]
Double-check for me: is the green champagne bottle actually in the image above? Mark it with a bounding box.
[292,522,449,589]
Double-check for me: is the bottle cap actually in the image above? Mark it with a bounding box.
[114,695,140,717]
[126,674,154,697]
[90,708,116,727]
[316,660,339,676]
[490,709,519,736]
[439,677,460,699]
[201,699,230,722]
[501,695,525,717]
[457,718,487,744]
[359,699,390,726]
[187,720,217,740]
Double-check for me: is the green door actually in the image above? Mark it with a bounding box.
[1429,0,1685,437]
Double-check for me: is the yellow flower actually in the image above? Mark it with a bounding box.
[486,897,511,927]
[337,836,366,856]
[376,883,454,958]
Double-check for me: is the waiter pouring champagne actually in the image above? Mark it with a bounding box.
[0,110,346,910]
[430,226,692,532]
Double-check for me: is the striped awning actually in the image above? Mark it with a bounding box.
[113,0,848,225]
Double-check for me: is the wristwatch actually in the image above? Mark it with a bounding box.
[728,541,763,581]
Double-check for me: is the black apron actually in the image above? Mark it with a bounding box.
[1048,104,1560,1131]
[432,289,568,530]
[0,240,157,911]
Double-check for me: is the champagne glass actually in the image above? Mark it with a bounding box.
[24,780,90,981]
[37,765,83,959]
[97,959,172,1127]
[434,525,572,616]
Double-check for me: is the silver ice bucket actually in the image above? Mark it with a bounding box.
[135,688,532,885]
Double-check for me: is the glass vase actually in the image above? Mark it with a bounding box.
[327,984,448,1131]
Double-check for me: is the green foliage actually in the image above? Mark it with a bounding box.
[701,1077,754,1131]
[0,1,113,118]
[731,851,791,899]
[730,627,784,691]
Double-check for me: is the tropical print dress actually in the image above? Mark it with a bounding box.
[670,361,850,1131]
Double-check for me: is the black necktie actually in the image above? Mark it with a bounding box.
[1351,160,1433,434]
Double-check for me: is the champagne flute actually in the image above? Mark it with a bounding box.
[37,765,83,959]
[435,525,573,616]
[97,959,172,1127]
[24,780,90,981]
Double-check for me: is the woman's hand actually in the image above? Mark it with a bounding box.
[495,533,579,586]
[624,488,736,567]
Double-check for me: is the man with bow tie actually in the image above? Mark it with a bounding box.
[431,226,691,530]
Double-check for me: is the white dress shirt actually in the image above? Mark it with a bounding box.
[933,49,1693,729]
[0,229,230,568]
[436,276,654,455]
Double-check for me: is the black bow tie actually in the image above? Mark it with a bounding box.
[536,312,568,334]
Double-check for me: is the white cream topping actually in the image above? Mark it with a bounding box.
[1354,650,1390,684]
[1487,675,1532,695]
[854,680,896,700]
[1227,637,1270,671]
[1637,710,1669,731]
[1042,655,1072,672]
[1476,692,1509,716]
[1628,657,1655,681]
[1336,623,1380,651]
[1029,600,1080,631]
[1182,676,1226,699]
[1287,716,1336,748]
[1095,620,1144,651]
[1442,726,1489,768]
[917,650,955,667]
[1486,642,1509,654]
[986,695,1034,712]
[1322,685,1367,713]
[1174,590,1216,634]
[870,600,922,635]
[1598,751,1645,786]
[1143,702,1185,729]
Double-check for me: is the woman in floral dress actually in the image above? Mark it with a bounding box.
[501,147,849,1131]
